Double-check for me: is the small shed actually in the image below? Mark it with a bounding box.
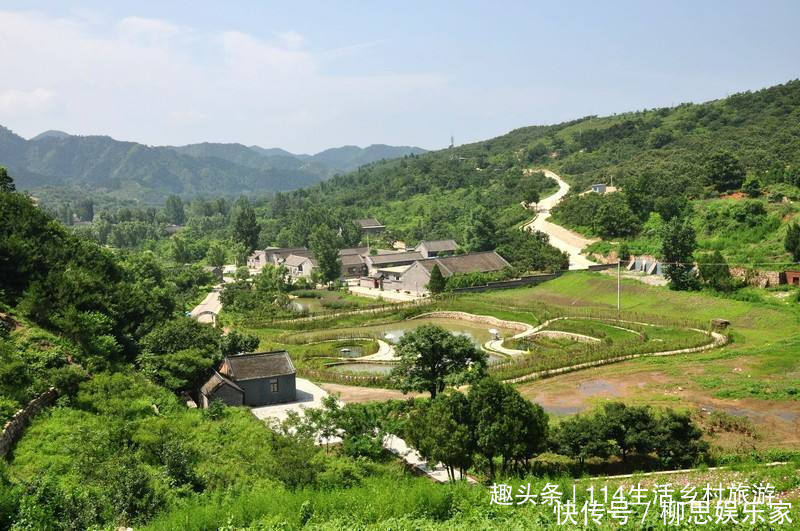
[591,183,607,194]
[201,351,297,407]
[200,371,244,407]
[785,271,800,286]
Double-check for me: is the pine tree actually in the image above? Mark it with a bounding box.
[785,222,800,262]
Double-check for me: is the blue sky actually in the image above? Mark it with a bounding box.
[0,1,798,153]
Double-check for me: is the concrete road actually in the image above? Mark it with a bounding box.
[190,288,222,324]
[523,169,598,270]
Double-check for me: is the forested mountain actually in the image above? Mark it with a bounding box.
[0,126,424,203]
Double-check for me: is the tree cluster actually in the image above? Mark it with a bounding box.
[552,402,708,469]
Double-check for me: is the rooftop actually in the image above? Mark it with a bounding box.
[283,254,315,267]
[200,370,243,396]
[416,239,459,252]
[221,351,296,381]
[377,265,411,274]
[355,218,384,229]
[339,247,369,256]
[415,251,510,277]
[366,251,424,265]
[340,253,365,266]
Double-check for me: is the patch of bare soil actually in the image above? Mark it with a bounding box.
[319,383,424,403]
[518,367,800,449]
[519,368,670,416]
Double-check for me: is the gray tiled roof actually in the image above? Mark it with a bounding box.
[340,253,365,266]
[355,218,384,228]
[366,251,423,266]
[416,239,459,252]
[283,254,314,267]
[200,370,244,396]
[415,251,510,276]
[222,351,296,381]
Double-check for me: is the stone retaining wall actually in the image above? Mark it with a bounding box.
[1,387,58,458]
[410,311,533,334]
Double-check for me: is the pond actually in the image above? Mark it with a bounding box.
[334,345,365,358]
[288,297,324,314]
[360,317,517,349]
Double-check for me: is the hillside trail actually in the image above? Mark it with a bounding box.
[522,169,598,270]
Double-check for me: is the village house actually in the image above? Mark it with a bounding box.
[364,250,424,275]
[247,247,312,271]
[414,239,459,258]
[354,218,386,235]
[340,252,367,278]
[200,351,297,407]
[283,254,317,279]
[398,251,511,293]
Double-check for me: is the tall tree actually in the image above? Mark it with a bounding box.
[392,324,486,399]
[705,151,746,193]
[427,264,446,294]
[653,410,709,468]
[600,402,658,462]
[309,225,342,284]
[785,222,800,262]
[205,242,227,267]
[467,378,548,478]
[551,414,611,467]
[0,166,14,193]
[660,216,697,290]
[697,250,733,291]
[463,206,497,252]
[164,195,186,225]
[232,202,259,251]
[75,199,94,222]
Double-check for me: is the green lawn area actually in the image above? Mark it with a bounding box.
[496,272,800,403]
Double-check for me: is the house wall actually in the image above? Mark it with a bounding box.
[786,271,800,285]
[237,374,296,406]
[399,262,432,293]
[204,384,244,407]
[341,264,366,278]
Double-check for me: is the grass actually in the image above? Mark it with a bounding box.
[142,461,800,530]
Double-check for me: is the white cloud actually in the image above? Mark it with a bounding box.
[117,16,183,46]
[276,30,305,50]
[0,88,57,114]
[0,9,448,151]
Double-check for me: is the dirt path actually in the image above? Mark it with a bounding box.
[319,383,424,403]
[523,169,598,270]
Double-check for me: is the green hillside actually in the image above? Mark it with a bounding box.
[263,80,800,265]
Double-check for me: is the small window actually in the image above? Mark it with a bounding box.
[270,378,279,393]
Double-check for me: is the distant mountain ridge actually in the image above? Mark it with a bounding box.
[0,126,425,202]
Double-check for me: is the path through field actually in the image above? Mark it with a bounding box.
[523,169,598,270]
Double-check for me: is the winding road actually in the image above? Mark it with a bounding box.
[523,169,598,270]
